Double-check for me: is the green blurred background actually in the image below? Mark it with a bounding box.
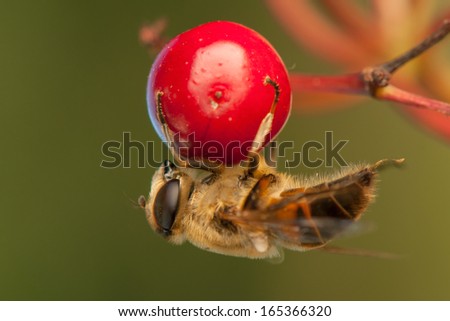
[1,1,450,300]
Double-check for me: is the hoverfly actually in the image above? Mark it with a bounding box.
[140,156,402,259]
[140,78,403,259]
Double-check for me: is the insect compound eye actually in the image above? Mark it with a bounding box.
[162,160,176,181]
[153,179,180,236]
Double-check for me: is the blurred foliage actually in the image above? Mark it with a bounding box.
[1,0,449,300]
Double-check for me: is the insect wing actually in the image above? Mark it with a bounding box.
[222,166,379,249]
[226,208,358,250]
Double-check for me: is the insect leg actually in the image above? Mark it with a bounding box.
[243,174,276,210]
[155,91,224,173]
[249,77,280,155]
[241,77,280,175]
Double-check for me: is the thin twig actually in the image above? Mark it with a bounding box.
[381,20,450,74]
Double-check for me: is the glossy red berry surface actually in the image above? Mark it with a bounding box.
[147,21,292,165]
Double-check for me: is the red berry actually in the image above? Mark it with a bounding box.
[147,21,292,166]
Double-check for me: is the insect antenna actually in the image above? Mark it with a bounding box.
[122,191,146,209]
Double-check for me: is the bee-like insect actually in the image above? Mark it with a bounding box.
[140,155,402,259]
[141,77,403,258]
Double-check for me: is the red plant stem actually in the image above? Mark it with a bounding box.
[375,85,450,116]
[290,72,450,116]
[321,0,380,54]
[290,73,365,95]
[289,20,450,116]
[265,0,372,67]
